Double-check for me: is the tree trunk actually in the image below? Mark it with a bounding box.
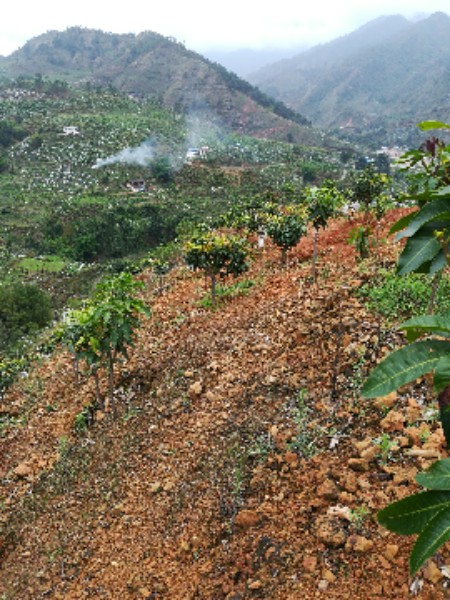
[210,272,217,304]
[311,228,319,282]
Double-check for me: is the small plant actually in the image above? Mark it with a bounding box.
[183,229,250,304]
[288,389,316,457]
[59,272,149,406]
[266,206,307,265]
[348,225,372,260]
[357,268,450,323]
[374,433,398,464]
[349,505,371,530]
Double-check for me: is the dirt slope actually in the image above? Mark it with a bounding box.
[1,213,448,599]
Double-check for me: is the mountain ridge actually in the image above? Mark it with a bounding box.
[0,27,319,146]
[248,12,450,146]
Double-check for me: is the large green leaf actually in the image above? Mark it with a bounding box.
[378,490,450,535]
[389,210,418,235]
[395,198,450,241]
[416,459,450,490]
[397,227,442,275]
[410,507,450,574]
[362,340,449,398]
[434,356,450,394]
[401,314,450,342]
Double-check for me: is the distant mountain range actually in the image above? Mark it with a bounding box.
[247,12,450,146]
[0,28,321,146]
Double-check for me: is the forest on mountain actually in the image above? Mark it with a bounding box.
[248,12,450,147]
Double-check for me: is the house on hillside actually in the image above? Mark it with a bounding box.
[62,126,80,136]
[126,179,146,192]
[185,146,209,162]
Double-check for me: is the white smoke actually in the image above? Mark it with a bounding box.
[92,139,155,169]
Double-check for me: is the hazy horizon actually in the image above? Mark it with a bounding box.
[0,1,449,58]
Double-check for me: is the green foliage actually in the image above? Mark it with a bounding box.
[348,225,373,260]
[347,165,388,213]
[357,268,450,323]
[306,180,344,230]
[59,272,149,403]
[0,357,28,399]
[362,121,450,574]
[265,206,307,264]
[183,230,250,303]
[378,459,450,574]
[0,283,53,354]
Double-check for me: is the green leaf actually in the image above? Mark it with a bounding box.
[410,507,450,574]
[377,490,450,535]
[418,120,450,131]
[416,459,450,490]
[389,211,418,235]
[362,340,449,398]
[435,357,450,393]
[397,228,442,275]
[395,199,450,241]
[401,314,450,342]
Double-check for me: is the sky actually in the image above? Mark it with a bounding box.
[1,0,449,57]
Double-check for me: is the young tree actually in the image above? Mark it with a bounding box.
[183,230,249,304]
[266,206,307,265]
[60,272,149,407]
[306,181,344,281]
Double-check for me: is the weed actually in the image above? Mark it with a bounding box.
[374,433,398,464]
[198,278,256,309]
[349,505,371,530]
[249,432,276,462]
[288,389,316,457]
[356,268,450,324]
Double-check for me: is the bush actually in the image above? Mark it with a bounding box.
[357,268,450,323]
[0,283,53,353]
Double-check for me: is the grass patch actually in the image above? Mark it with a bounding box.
[198,279,256,309]
[16,255,68,273]
[356,268,450,323]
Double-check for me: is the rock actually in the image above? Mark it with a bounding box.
[302,555,318,573]
[384,544,399,562]
[247,580,263,590]
[345,535,374,554]
[322,568,336,583]
[317,479,339,501]
[284,451,299,468]
[348,458,369,472]
[360,445,379,462]
[373,391,397,409]
[422,560,443,584]
[315,515,346,548]
[234,510,262,529]
[353,438,372,455]
[13,462,33,478]
[317,579,329,591]
[380,410,405,432]
[188,381,203,397]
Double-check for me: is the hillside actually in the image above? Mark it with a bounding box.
[248,12,450,147]
[1,211,450,598]
[0,27,319,146]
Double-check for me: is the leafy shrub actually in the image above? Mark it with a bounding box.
[357,268,450,322]
[0,283,53,353]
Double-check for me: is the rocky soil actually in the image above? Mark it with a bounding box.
[1,212,449,599]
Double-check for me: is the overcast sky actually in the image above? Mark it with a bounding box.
[1,0,449,57]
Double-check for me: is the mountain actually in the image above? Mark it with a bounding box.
[203,45,309,78]
[0,27,319,145]
[248,13,450,146]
